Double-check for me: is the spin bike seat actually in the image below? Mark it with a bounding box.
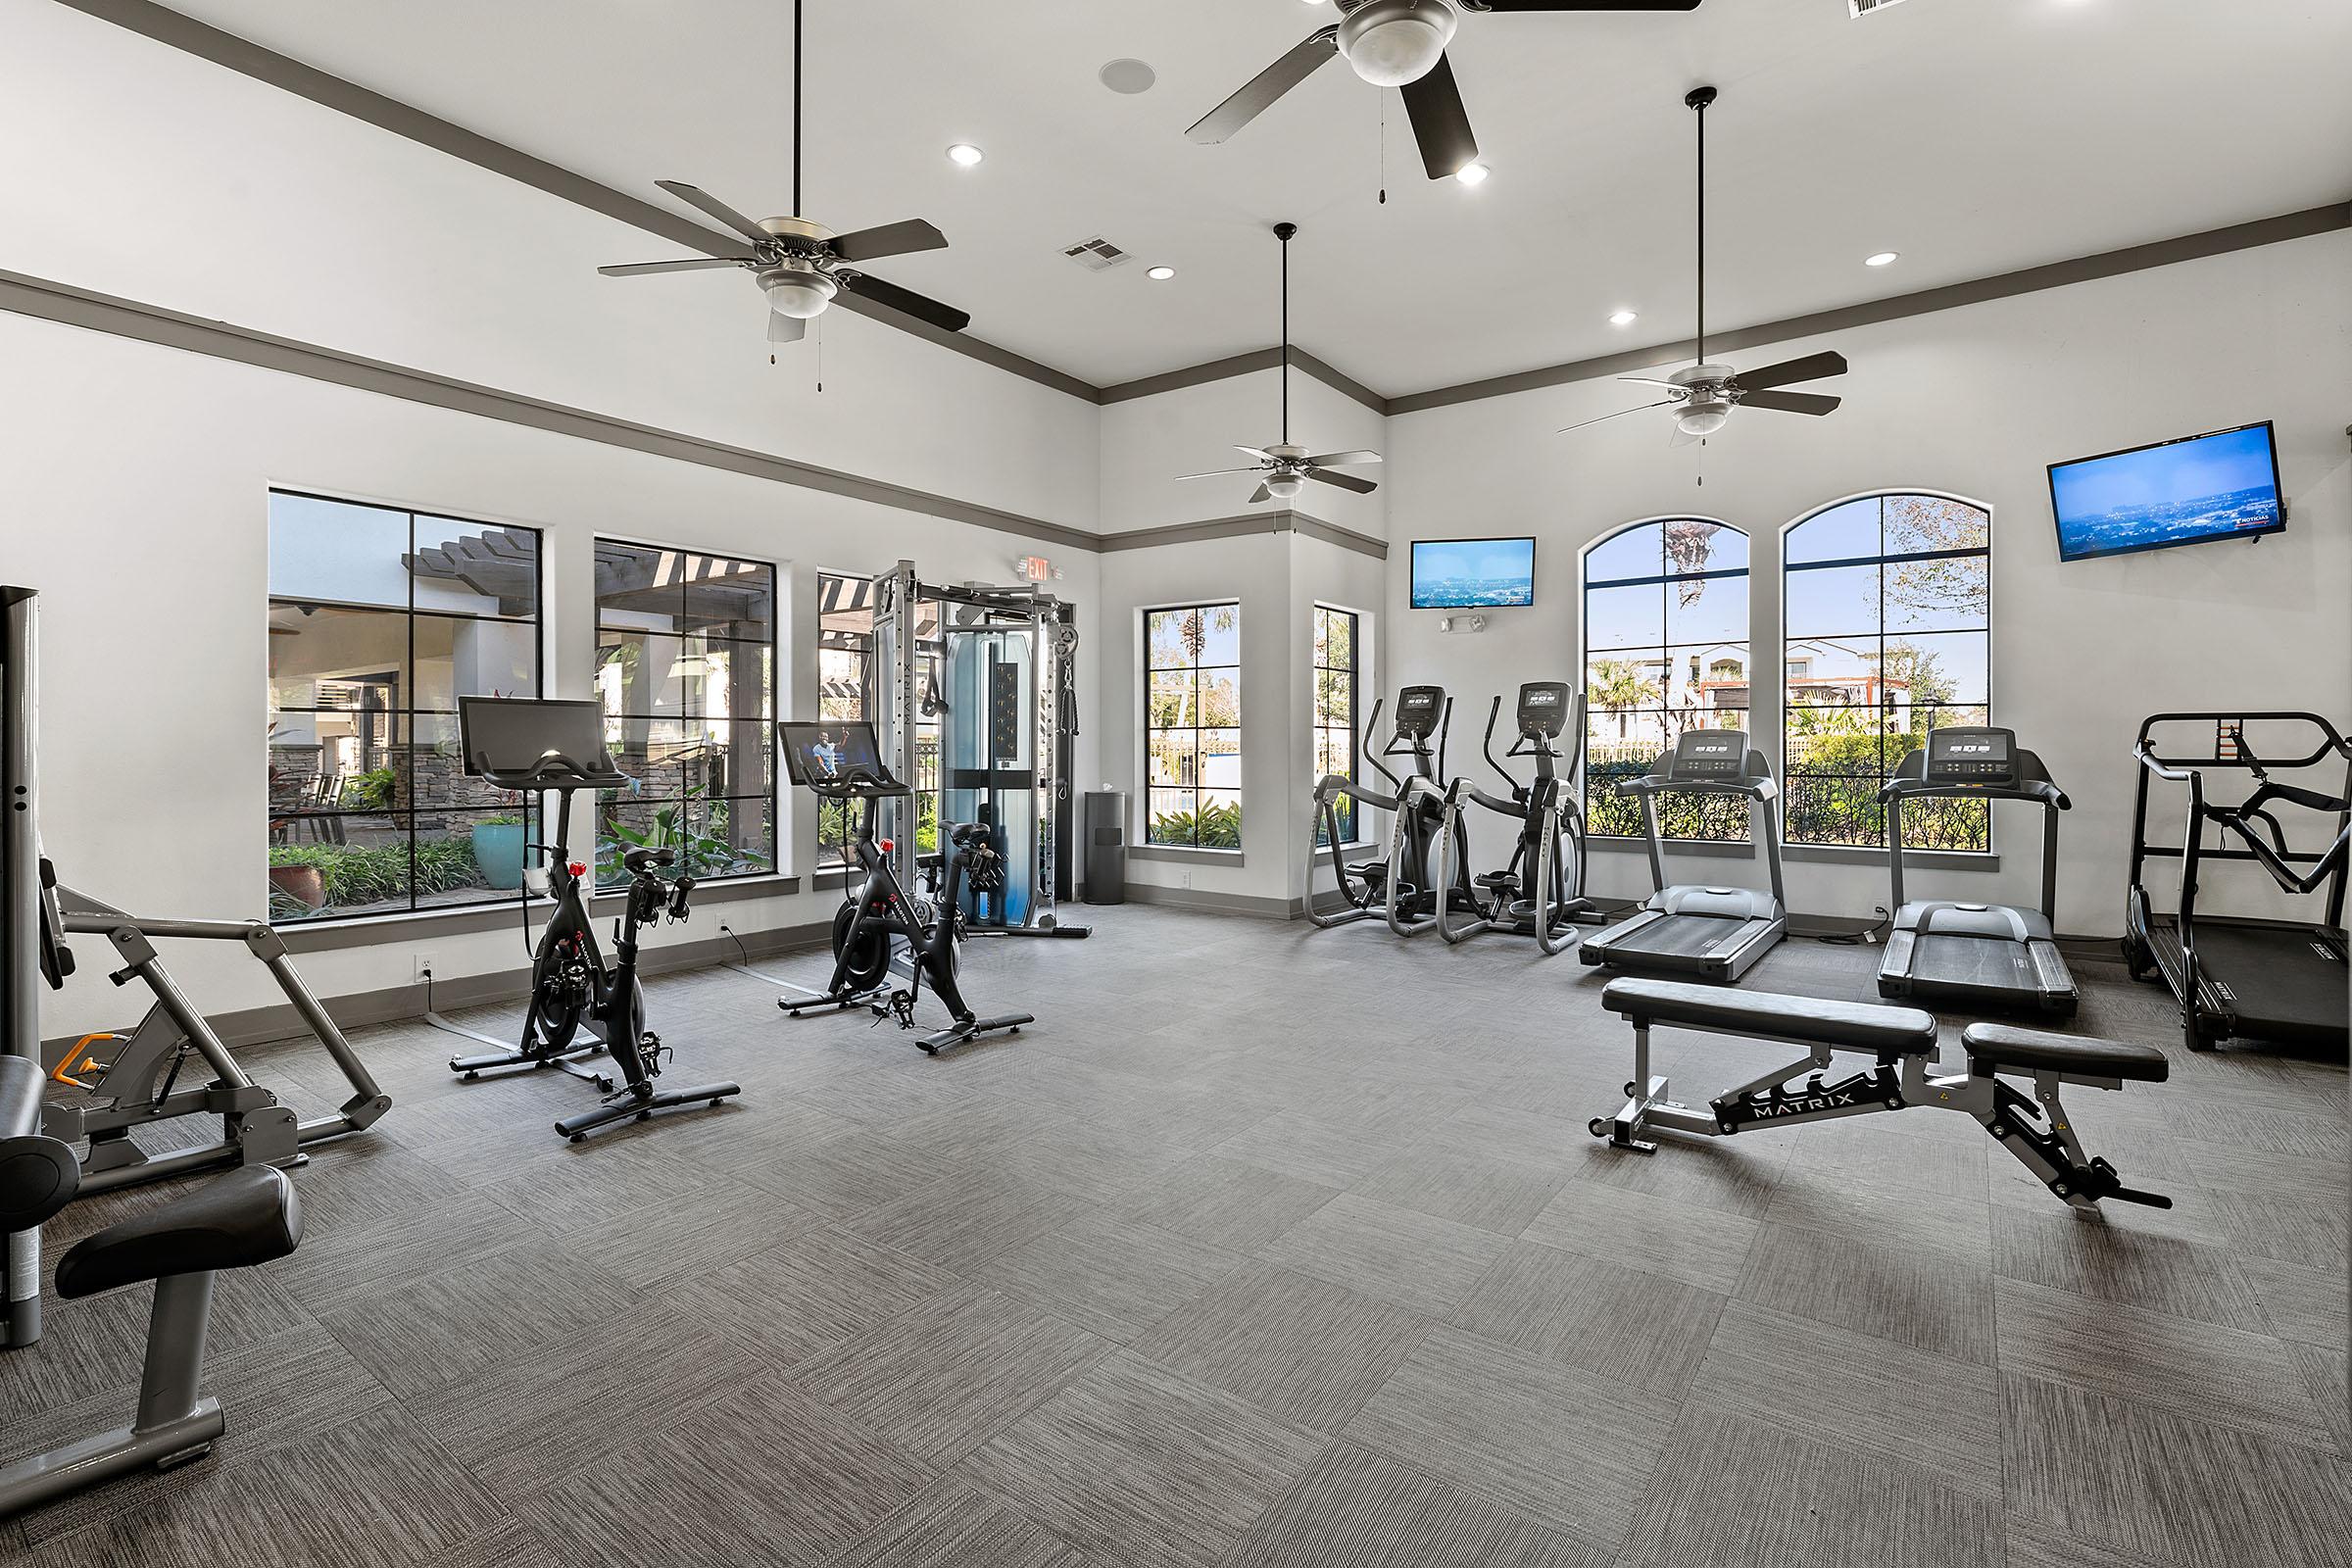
[623,847,677,874]
[56,1166,303,1299]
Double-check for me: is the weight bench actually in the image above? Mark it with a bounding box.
[1591,979,2171,1209]
[0,1055,305,1516]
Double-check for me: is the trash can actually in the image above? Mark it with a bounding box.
[1083,790,1127,906]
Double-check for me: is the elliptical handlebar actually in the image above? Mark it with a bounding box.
[1480,695,1523,794]
[1359,698,1401,790]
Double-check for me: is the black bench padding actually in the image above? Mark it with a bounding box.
[57,1166,304,1299]
[1601,978,1939,1060]
[1962,1023,2169,1083]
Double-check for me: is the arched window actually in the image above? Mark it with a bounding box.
[1782,493,1991,849]
[1582,518,1750,840]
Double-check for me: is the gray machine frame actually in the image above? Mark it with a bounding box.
[1578,729,1788,981]
[868,562,1085,938]
[1433,684,1591,955]
[1878,726,2077,1014]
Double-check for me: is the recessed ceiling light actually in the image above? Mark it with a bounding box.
[1865,250,1899,267]
[1099,58,1156,94]
[946,143,985,168]
[1609,310,1638,327]
[1454,162,1491,187]
[1147,266,1176,281]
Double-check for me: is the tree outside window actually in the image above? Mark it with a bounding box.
[1311,607,1358,847]
[1146,604,1241,848]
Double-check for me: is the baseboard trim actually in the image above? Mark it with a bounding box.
[1122,881,1295,921]
[42,916,837,1058]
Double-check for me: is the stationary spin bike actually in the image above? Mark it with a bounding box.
[1434,681,1594,954]
[438,697,741,1141]
[777,720,1032,1054]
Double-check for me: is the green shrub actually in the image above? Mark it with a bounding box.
[342,767,398,809]
[267,838,485,910]
[1148,800,1241,849]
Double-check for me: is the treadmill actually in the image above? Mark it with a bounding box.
[2125,711,2350,1054]
[1878,727,2078,1016]
[1579,728,1786,982]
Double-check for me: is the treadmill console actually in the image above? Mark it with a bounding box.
[1516,681,1571,740]
[1393,685,1445,740]
[1666,729,1749,782]
[1925,727,2018,786]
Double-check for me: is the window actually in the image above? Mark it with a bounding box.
[266,491,542,921]
[594,541,777,888]
[816,571,872,867]
[1782,493,1991,849]
[1311,606,1359,846]
[1582,518,1750,840]
[1145,603,1241,848]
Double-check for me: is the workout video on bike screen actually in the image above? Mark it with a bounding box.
[782,721,883,786]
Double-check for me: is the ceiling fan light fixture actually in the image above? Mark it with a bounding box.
[760,267,838,319]
[1264,472,1306,501]
[1339,0,1457,88]
[1676,404,1731,438]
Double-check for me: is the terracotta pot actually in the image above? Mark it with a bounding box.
[269,863,328,909]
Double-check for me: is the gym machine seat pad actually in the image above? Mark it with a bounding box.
[1600,978,1938,1061]
[56,1166,303,1299]
[1961,1022,2168,1083]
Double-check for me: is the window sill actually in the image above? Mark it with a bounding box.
[1589,836,1754,861]
[812,867,856,892]
[275,871,801,953]
[1785,845,1999,872]
[1130,845,1245,866]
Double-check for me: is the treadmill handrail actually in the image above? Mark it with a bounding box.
[1881,774,2069,809]
[1884,772,2064,920]
[1614,774,1779,804]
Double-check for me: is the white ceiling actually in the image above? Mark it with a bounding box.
[167,0,2352,396]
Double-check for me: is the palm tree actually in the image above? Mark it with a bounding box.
[1589,659,1661,739]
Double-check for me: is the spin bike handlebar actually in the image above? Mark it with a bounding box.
[475,748,627,791]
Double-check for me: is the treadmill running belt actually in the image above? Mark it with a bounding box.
[1621,916,1748,959]
[1912,935,2031,991]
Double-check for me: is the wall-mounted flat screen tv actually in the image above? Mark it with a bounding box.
[1410,536,1536,610]
[2048,420,2282,564]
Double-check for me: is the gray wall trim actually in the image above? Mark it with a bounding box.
[1588,837,2000,872]
[0,267,1102,554]
[1097,509,1386,561]
[1127,846,1245,866]
[1098,346,1386,416]
[275,872,802,954]
[1589,836,1754,861]
[57,0,1100,404]
[46,916,834,1056]
[1122,880,1294,920]
[1387,204,2352,415]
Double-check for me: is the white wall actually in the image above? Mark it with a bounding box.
[0,310,1098,1036]
[1381,231,2352,937]
[1100,368,1388,540]
[0,0,1099,531]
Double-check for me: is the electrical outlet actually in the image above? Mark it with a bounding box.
[413,953,435,985]
[1178,869,1193,890]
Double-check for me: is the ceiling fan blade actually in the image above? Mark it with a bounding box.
[1305,450,1382,467]
[597,258,748,277]
[1307,467,1379,495]
[1740,389,1840,416]
[767,312,807,345]
[1235,445,1276,461]
[837,272,972,333]
[655,180,777,247]
[1186,26,1342,143]
[1734,350,1848,391]
[829,219,949,263]
[1556,399,1675,434]
[1465,3,1705,12]
[1175,466,1262,481]
[1617,375,1684,389]
[1399,52,1479,178]
[1249,483,1274,506]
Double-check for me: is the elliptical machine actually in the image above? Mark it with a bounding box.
[439,698,741,1142]
[777,720,1031,1054]
[1434,682,1594,954]
[1304,684,1473,935]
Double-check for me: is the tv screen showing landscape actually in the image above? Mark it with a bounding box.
[1411,537,1536,610]
[2048,421,2282,564]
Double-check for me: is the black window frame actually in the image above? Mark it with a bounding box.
[592,536,779,890]
[1310,605,1361,847]
[1142,601,1243,850]
[1780,492,1995,853]
[814,568,873,870]
[266,488,545,923]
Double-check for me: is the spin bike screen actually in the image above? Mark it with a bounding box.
[778,720,887,789]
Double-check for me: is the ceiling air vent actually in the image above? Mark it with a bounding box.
[1849,0,1915,15]
[1061,236,1133,272]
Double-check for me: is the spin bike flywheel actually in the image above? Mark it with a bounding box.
[831,900,895,994]
[532,936,594,1051]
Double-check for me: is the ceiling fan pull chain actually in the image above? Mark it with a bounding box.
[816,314,824,394]
[1379,94,1388,206]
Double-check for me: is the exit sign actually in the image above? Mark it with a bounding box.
[1015,556,1054,582]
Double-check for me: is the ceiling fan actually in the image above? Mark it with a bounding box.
[1187,1,1704,180]
[595,0,967,350]
[1562,85,1848,445]
[1175,223,1382,506]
